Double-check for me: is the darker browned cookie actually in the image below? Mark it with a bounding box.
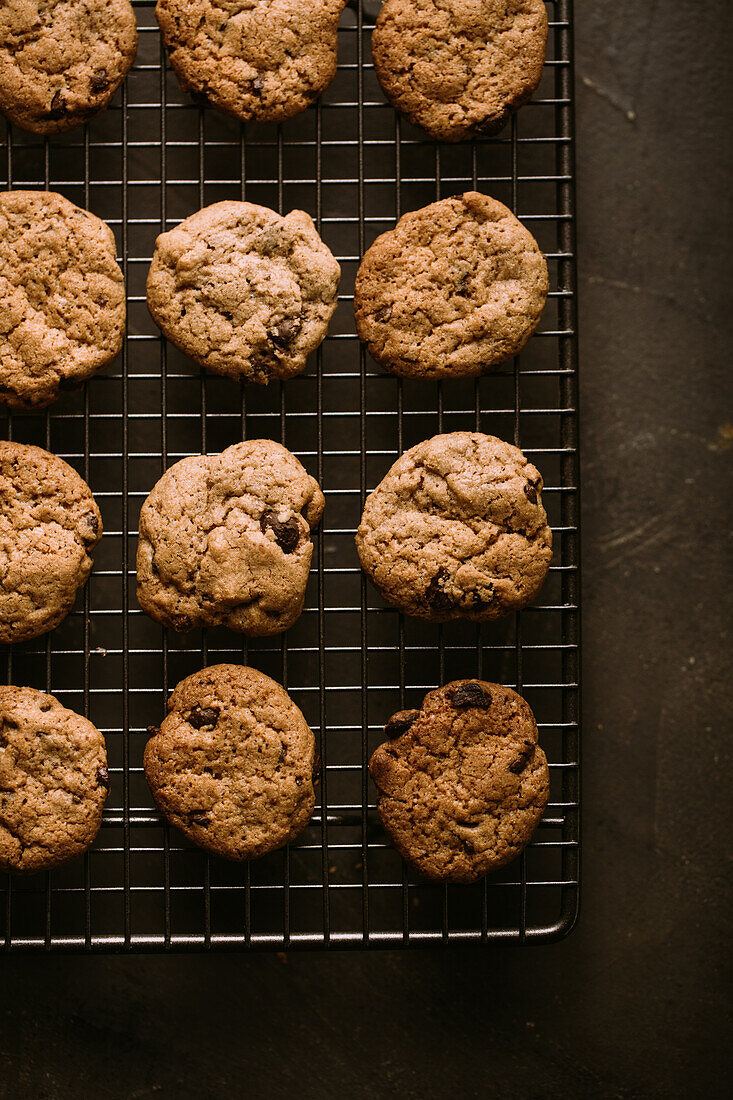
[0,442,103,644]
[356,431,552,622]
[0,0,138,134]
[354,192,548,380]
[0,191,126,410]
[0,686,109,874]
[147,201,340,385]
[370,680,549,883]
[136,440,325,636]
[144,664,316,861]
[156,0,347,124]
[372,0,547,142]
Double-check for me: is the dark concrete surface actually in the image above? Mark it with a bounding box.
[1,3,731,1097]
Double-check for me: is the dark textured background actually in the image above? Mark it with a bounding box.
[1,2,731,1096]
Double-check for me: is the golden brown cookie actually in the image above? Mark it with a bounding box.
[136,440,325,636]
[0,686,109,874]
[0,442,103,644]
[144,664,317,861]
[354,192,548,380]
[0,0,137,134]
[370,680,549,883]
[156,0,347,124]
[147,200,340,385]
[372,0,547,142]
[356,431,552,622]
[0,191,126,410]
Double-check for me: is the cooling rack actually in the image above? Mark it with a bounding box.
[0,0,579,950]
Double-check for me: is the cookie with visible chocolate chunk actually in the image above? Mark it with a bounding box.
[354,192,548,380]
[372,0,547,142]
[144,664,316,861]
[0,686,109,874]
[0,191,126,409]
[156,0,346,124]
[356,431,552,622]
[370,680,549,883]
[147,200,340,385]
[0,0,137,135]
[0,442,103,644]
[136,440,325,635]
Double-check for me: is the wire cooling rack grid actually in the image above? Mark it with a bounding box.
[0,0,579,950]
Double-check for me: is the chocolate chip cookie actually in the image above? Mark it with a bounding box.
[354,192,548,379]
[144,664,316,861]
[156,0,347,124]
[137,440,325,635]
[356,431,552,622]
[0,190,126,410]
[370,680,549,883]
[147,200,340,385]
[0,0,137,135]
[0,442,102,644]
[0,686,109,874]
[372,0,547,142]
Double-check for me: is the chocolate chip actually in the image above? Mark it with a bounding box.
[524,483,538,504]
[374,305,392,324]
[474,106,510,136]
[424,568,454,612]
[96,765,110,790]
[509,740,535,774]
[84,512,99,536]
[312,754,322,784]
[187,705,220,729]
[384,710,420,738]
[58,375,83,392]
[452,682,492,709]
[90,69,109,94]
[455,274,471,297]
[48,89,67,120]
[190,813,209,826]
[260,510,300,554]
[190,89,212,109]
[269,316,302,351]
[252,74,266,93]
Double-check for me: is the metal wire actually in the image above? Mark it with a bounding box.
[0,0,579,951]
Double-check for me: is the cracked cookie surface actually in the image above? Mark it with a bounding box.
[144,664,316,861]
[0,686,109,874]
[356,431,552,622]
[147,200,340,385]
[156,0,347,124]
[0,442,103,644]
[370,680,549,883]
[372,0,547,142]
[354,192,548,379]
[0,0,137,135]
[137,440,325,635]
[0,191,126,409]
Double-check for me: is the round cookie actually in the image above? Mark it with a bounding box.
[136,440,325,636]
[370,680,549,883]
[144,664,317,861]
[0,0,137,135]
[354,192,548,380]
[156,0,347,124]
[371,0,547,142]
[0,191,126,410]
[147,201,340,385]
[356,431,552,622]
[0,686,109,874]
[0,442,103,644]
